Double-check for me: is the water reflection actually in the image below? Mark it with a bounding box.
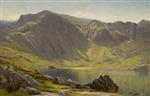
[134,65,149,76]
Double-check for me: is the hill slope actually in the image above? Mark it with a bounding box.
[0,10,149,69]
[0,10,88,59]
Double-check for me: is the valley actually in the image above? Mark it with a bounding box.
[0,10,150,96]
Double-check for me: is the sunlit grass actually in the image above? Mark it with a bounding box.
[0,46,56,71]
[38,81,68,93]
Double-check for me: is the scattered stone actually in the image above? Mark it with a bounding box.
[67,78,78,86]
[42,75,54,81]
[0,66,39,94]
[19,88,28,94]
[127,90,140,96]
[53,77,67,85]
[58,90,70,96]
[25,87,40,95]
[0,66,119,95]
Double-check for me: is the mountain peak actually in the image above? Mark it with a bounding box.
[39,10,50,13]
[87,20,106,28]
[138,19,150,25]
[37,10,54,16]
[17,10,56,26]
[88,20,103,25]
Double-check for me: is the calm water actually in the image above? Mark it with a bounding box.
[41,69,150,96]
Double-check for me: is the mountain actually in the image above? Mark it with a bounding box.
[79,20,130,46]
[79,19,150,44]
[0,10,149,69]
[0,10,88,59]
[136,20,150,39]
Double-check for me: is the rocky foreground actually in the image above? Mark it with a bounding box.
[0,66,119,96]
[0,66,40,94]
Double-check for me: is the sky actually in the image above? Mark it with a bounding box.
[0,0,149,23]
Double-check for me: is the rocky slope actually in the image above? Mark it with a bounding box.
[0,10,88,59]
[79,19,150,44]
[0,10,149,68]
[136,20,150,39]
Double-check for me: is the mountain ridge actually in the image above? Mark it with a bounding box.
[0,10,149,67]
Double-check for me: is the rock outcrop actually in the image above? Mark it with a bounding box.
[0,66,40,95]
[85,75,119,93]
[43,74,119,93]
[43,75,79,87]
[136,20,150,39]
[13,10,88,59]
[127,90,140,96]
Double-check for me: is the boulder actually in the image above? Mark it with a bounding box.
[43,75,78,87]
[0,66,39,93]
[127,90,140,96]
[18,88,28,94]
[67,78,78,86]
[25,87,40,95]
[42,75,54,81]
[86,75,119,92]
[53,77,68,85]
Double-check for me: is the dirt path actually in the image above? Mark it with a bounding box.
[32,91,120,96]
[79,91,119,96]
[32,92,59,96]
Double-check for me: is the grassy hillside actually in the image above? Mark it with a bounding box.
[0,45,56,71]
[64,39,150,70]
[0,38,150,70]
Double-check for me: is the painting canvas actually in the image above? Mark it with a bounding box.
[0,0,149,96]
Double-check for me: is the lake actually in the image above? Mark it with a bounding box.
[41,69,150,96]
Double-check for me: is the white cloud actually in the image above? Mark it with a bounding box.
[70,10,146,23]
[70,11,118,22]
[71,11,100,20]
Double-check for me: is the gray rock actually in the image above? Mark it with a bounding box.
[18,88,28,94]
[0,66,39,92]
[127,90,140,96]
[53,77,67,85]
[52,77,78,87]
[67,78,78,86]
[86,75,119,93]
[43,75,54,81]
[25,87,40,95]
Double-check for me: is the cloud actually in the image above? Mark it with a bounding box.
[2,14,20,21]
[70,11,118,22]
[71,11,100,20]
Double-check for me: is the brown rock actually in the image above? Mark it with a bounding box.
[86,75,119,93]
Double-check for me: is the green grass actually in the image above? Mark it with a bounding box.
[38,81,68,93]
[62,90,122,96]
[37,80,123,96]
[0,45,57,71]
[0,89,29,96]
[61,39,150,70]
[69,92,97,96]
[0,38,149,70]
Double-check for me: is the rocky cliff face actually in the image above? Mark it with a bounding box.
[7,10,88,59]
[0,21,13,42]
[79,20,131,45]
[0,10,149,60]
[93,29,129,46]
[79,19,150,46]
[136,20,150,39]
